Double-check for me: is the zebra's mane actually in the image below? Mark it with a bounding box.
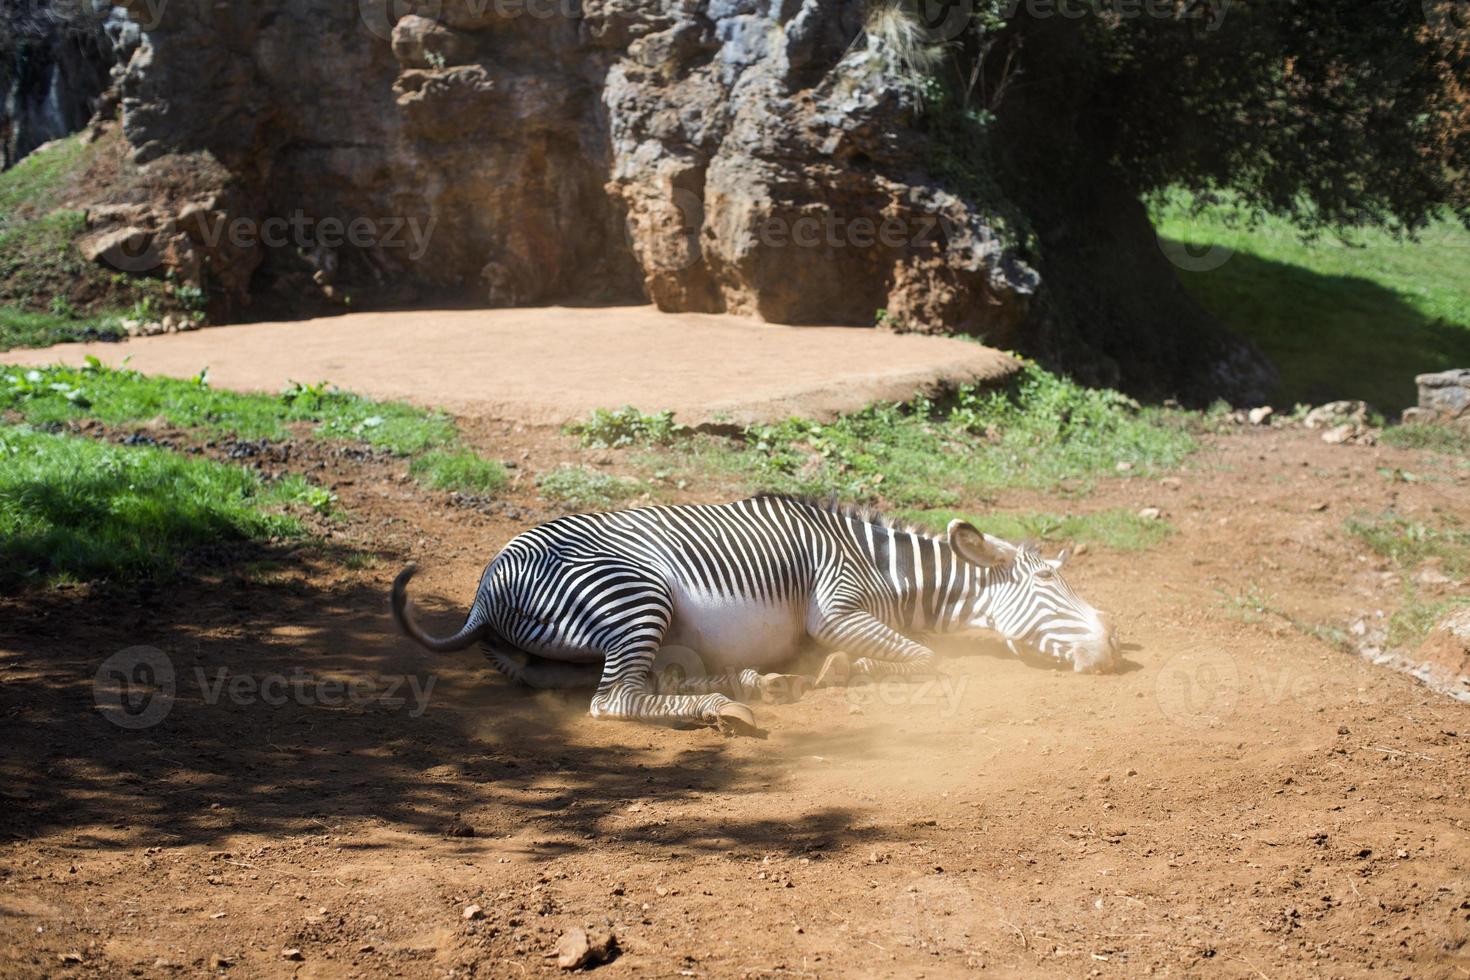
[755,493,1041,557]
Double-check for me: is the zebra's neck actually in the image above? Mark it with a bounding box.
[838,515,994,632]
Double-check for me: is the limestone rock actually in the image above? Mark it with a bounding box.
[1414,369,1470,420]
[1303,400,1371,430]
[556,926,617,970]
[14,0,1271,399]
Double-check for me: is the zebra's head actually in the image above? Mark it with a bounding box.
[947,520,1119,673]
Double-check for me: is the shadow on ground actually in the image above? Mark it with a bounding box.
[0,571,896,858]
[1167,243,1470,412]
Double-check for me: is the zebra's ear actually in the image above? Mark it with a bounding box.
[1052,549,1070,569]
[947,520,1014,568]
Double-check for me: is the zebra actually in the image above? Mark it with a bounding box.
[391,494,1118,735]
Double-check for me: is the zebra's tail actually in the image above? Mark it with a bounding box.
[391,565,488,653]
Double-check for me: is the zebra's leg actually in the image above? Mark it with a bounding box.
[590,641,765,736]
[809,610,939,680]
[654,668,809,705]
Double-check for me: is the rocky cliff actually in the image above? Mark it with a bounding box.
[3,0,1274,404]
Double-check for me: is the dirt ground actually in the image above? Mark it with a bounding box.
[2,419,1469,979]
[3,308,1015,426]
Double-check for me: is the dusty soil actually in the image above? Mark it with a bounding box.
[2,420,1469,979]
[4,308,1016,426]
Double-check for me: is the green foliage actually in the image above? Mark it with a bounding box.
[0,307,125,349]
[537,466,642,509]
[721,362,1194,506]
[0,424,305,591]
[274,475,339,515]
[1387,595,1470,649]
[0,135,88,227]
[1382,424,1470,456]
[1036,3,1470,229]
[410,450,509,494]
[1344,512,1470,576]
[1153,192,1470,411]
[569,406,687,448]
[899,507,1173,552]
[0,362,456,455]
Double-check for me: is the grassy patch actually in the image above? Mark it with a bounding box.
[0,305,125,348]
[0,135,88,224]
[624,362,1195,507]
[0,424,308,591]
[569,406,686,448]
[1344,512,1470,576]
[1387,594,1470,649]
[1381,423,1470,455]
[898,508,1174,552]
[537,466,642,509]
[1151,192,1470,412]
[1,362,456,455]
[410,450,509,494]
[0,133,201,348]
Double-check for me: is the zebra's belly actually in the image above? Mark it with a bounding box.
[663,588,809,672]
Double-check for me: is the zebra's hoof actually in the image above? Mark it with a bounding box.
[715,703,767,739]
[757,673,809,704]
[815,652,851,689]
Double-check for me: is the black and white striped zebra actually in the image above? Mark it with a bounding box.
[392,494,1118,735]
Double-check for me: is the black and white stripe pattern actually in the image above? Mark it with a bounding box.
[392,494,1116,732]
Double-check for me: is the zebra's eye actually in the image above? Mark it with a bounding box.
[1033,566,1054,580]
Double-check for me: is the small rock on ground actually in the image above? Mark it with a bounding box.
[556,927,618,970]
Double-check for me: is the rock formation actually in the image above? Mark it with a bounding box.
[3,0,1275,404]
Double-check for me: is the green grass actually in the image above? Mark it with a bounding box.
[1151,191,1470,412]
[0,134,197,349]
[410,450,509,494]
[0,135,87,225]
[569,406,686,448]
[1387,594,1470,649]
[1381,423,1470,456]
[897,507,1174,552]
[0,306,124,348]
[1344,512,1470,576]
[0,424,308,591]
[537,466,642,509]
[625,362,1196,508]
[1,362,456,455]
